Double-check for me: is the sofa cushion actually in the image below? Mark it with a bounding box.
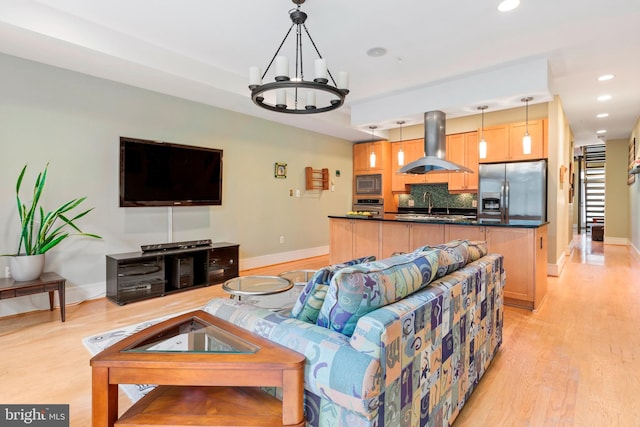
[316,249,439,336]
[290,255,375,324]
[468,240,488,261]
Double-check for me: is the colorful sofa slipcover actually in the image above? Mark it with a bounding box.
[204,242,504,427]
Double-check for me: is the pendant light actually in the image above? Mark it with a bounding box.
[397,120,405,166]
[478,106,488,159]
[521,96,533,155]
[369,125,377,168]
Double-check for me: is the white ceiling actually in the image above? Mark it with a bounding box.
[0,0,639,146]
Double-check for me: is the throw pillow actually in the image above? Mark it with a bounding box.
[316,249,439,337]
[415,239,471,278]
[467,240,488,261]
[290,255,376,324]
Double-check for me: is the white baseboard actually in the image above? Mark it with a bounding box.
[548,252,565,277]
[604,236,629,246]
[240,246,329,271]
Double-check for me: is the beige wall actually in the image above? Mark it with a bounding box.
[0,53,353,314]
[605,139,630,242]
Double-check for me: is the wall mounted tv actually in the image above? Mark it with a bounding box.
[119,137,223,207]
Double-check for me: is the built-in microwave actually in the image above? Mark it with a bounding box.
[355,173,382,195]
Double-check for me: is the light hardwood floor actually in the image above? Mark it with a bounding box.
[1,236,639,426]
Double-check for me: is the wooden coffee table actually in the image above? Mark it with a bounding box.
[90,310,305,427]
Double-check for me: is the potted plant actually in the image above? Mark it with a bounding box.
[4,163,101,281]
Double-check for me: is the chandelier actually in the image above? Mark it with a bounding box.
[248,0,349,114]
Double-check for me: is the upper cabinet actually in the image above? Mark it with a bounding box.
[354,141,390,174]
[391,138,447,192]
[480,119,547,163]
[446,131,478,192]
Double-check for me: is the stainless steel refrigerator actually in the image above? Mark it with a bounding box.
[477,159,547,223]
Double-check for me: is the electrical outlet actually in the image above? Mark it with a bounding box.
[472,199,478,208]
[279,236,285,244]
[5,266,10,278]
[295,189,300,198]
[289,188,294,197]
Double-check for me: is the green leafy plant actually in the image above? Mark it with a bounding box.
[12,163,101,255]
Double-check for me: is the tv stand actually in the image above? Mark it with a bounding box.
[106,242,239,305]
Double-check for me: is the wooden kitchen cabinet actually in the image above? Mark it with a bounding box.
[446,224,486,242]
[480,120,546,163]
[380,222,445,258]
[354,141,390,174]
[391,142,407,192]
[390,138,448,192]
[446,131,478,192]
[329,218,380,264]
[329,218,548,310]
[485,224,547,310]
[508,119,547,161]
[480,124,509,163]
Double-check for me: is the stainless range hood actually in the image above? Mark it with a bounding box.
[398,111,473,174]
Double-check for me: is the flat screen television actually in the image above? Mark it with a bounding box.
[119,137,223,207]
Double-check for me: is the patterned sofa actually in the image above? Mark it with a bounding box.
[204,240,505,426]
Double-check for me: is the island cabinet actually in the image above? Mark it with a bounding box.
[329,218,380,264]
[329,217,548,310]
[354,140,391,174]
[486,224,548,310]
[446,131,478,192]
[480,119,547,163]
[446,224,487,242]
[448,223,548,309]
[380,222,445,258]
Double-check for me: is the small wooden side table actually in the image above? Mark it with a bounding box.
[90,310,305,427]
[0,272,66,321]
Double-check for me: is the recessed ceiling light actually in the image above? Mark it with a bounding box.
[597,74,615,81]
[597,94,612,101]
[596,113,609,118]
[596,129,607,134]
[366,47,387,58]
[497,0,520,12]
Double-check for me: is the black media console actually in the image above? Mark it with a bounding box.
[106,241,239,305]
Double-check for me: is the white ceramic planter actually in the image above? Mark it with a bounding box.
[9,254,45,281]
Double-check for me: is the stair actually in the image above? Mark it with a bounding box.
[583,144,606,230]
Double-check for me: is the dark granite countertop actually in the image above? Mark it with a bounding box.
[329,214,548,229]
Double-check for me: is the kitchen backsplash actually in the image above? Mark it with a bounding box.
[398,184,477,209]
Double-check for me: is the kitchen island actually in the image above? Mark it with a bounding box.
[329,214,548,310]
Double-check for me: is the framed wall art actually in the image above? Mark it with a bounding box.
[628,137,636,185]
[275,162,287,179]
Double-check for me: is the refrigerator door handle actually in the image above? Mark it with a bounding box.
[504,180,510,222]
[500,182,506,223]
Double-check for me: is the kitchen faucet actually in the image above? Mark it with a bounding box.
[423,191,433,214]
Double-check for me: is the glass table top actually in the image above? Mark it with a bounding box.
[124,316,259,354]
[222,275,292,296]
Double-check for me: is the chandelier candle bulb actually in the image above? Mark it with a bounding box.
[338,71,349,90]
[249,66,262,87]
[276,89,287,108]
[306,90,316,108]
[276,56,289,79]
[314,58,328,81]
